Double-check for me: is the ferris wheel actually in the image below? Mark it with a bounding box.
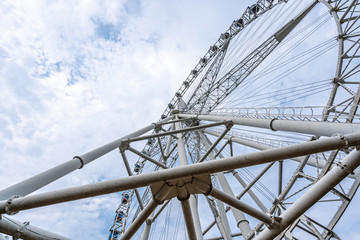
[106,0,360,239]
[0,0,359,239]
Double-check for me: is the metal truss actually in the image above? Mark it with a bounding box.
[0,0,359,240]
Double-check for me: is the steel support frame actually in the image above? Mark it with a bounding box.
[180,113,360,137]
[199,131,251,237]
[120,184,171,240]
[174,115,204,239]
[254,149,360,239]
[0,119,172,239]
[0,132,360,216]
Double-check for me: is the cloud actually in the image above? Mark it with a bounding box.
[1,0,357,239]
[0,0,258,238]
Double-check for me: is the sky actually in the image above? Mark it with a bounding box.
[0,0,256,239]
[0,0,359,240]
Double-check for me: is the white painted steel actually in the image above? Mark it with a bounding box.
[0,133,359,215]
[254,149,360,240]
[180,113,360,136]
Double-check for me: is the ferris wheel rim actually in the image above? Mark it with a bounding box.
[109,1,360,239]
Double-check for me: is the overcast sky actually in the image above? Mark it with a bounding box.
[0,0,359,239]
[0,0,258,239]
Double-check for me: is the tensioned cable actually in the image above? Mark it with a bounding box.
[220,17,335,108]
[236,82,330,106]
[219,147,276,203]
[221,1,290,73]
[244,167,277,199]
[269,86,333,108]
[247,37,336,82]
[219,45,334,109]
[221,41,336,109]
[219,1,326,80]
[220,0,300,76]
[230,126,309,142]
[219,11,333,102]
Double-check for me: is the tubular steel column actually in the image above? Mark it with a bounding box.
[0,216,70,240]
[199,131,251,237]
[174,114,204,239]
[1,133,359,216]
[120,184,171,240]
[0,120,171,201]
[180,113,360,137]
[254,149,360,240]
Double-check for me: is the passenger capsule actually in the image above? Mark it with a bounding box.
[200,58,207,64]
[121,193,130,204]
[134,162,142,172]
[141,150,148,155]
[220,32,230,40]
[250,4,260,14]
[210,45,218,52]
[147,138,154,145]
[183,81,189,87]
[115,211,125,223]
[176,92,181,98]
[109,230,120,239]
[191,69,198,76]
[168,103,174,109]
[161,114,167,119]
[236,18,244,27]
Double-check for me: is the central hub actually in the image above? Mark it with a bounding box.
[150,174,212,202]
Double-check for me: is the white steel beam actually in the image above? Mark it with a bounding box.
[0,216,70,240]
[120,184,171,240]
[193,179,279,228]
[199,131,251,237]
[175,116,204,239]
[205,129,358,178]
[0,118,172,201]
[0,133,359,215]
[254,149,360,240]
[180,113,360,136]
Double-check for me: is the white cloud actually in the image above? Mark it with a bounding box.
[0,0,257,238]
[1,0,357,239]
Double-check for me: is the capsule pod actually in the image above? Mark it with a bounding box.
[161,114,167,119]
[176,92,181,98]
[168,103,174,109]
[183,81,189,87]
[250,4,260,14]
[235,18,244,27]
[121,193,130,204]
[109,230,120,240]
[147,138,154,145]
[141,149,148,155]
[200,57,207,64]
[115,211,125,223]
[191,69,198,76]
[210,45,218,52]
[220,32,230,40]
[134,162,142,172]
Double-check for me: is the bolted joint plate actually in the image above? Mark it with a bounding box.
[150,174,211,201]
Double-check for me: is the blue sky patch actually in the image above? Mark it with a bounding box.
[93,19,122,43]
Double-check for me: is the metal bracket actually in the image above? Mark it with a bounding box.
[13,221,29,240]
[73,156,85,169]
[336,161,354,175]
[119,141,130,152]
[266,216,282,229]
[332,134,349,149]
[154,124,162,133]
[269,118,277,131]
[225,121,234,130]
[5,195,21,215]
